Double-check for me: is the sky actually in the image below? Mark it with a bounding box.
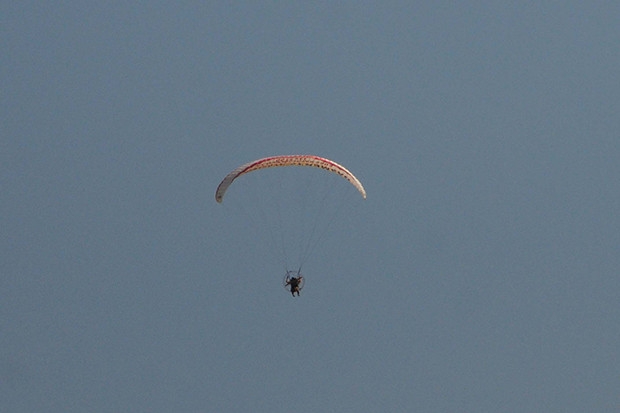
[2,2,619,412]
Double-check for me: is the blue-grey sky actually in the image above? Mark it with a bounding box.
[2,2,619,412]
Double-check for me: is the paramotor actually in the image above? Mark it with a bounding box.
[215,155,366,293]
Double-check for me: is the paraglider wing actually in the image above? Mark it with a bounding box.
[215,155,367,203]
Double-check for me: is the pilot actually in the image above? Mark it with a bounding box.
[285,275,303,297]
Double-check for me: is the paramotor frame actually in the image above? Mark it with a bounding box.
[283,269,305,291]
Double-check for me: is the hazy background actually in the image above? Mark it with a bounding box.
[2,2,619,412]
